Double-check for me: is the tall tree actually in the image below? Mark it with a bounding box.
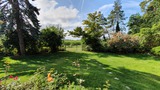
[0,0,40,55]
[140,0,160,27]
[107,0,125,32]
[127,13,144,34]
[69,11,105,51]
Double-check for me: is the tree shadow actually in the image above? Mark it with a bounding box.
[0,51,89,77]
[0,51,160,89]
[94,52,160,61]
[107,67,160,90]
[55,57,160,89]
[125,53,160,61]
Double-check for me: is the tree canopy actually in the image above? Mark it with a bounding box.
[0,0,40,55]
[107,0,125,32]
[69,11,105,51]
[140,0,160,27]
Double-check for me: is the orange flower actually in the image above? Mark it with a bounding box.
[47,77,53,82]
[47,73,53,82]
[48,73,51,78]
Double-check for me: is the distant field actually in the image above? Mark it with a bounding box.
[0,46,160,89]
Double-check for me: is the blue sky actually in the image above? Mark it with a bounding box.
[31,0,143,39]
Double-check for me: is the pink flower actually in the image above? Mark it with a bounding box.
[9,75,13,78]
[14,76,18,80]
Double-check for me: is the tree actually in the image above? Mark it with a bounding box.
[0,12,5,34]
[0,0,40,55]
[69,27,84,37]
[41,26,64,53]
[139,22,160,51]
[69,11,105,51]
[107,0,125,32]
[140,0,160,27]
[127,13,143,34]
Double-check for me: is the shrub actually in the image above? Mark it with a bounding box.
[107,32,140,53]
[151,46,160,56]
[40,47,51,53]
[41,26,64,53]
[0,67,69,90]
[82,36,104,52]
[139,22,160,51]
[0,66,110,90]
[2,30,40,55]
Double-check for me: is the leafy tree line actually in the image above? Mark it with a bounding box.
[0,0,65,55]
[70,0,160,55]
[69,0,128,52]
[0,0,160,55]
[128,0,160,55]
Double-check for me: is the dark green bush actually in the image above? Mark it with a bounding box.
[3,30,40,55]
[40,47,51,53]
[107,32,140,53]
[41,26,64,53]
[82,36,104,52]
[151,46,160,56]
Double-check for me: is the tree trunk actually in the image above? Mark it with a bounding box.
[17,29,25,55]
[116,21,120,32]
[13,0,25,56]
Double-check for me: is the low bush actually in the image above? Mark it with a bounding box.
[40,47,51,53]
[107,32,140,53]
[151,46,160,56]
[0,67,77,90]
[0,67,110,90]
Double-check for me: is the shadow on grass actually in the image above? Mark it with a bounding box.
[94,52,160,61]
[0,51,160,89]
[0,51,89,76]
[59,58,160,90]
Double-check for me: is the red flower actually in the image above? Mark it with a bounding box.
[14,76,18,80]
[9,75,13,78]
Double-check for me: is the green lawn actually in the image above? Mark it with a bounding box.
[0,47,160,89]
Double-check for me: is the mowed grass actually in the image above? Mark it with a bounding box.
[0,46,160,89]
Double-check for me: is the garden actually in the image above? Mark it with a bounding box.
[0,47,160,89]
[0,0,160,90]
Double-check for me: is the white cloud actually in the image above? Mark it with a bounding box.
[122,1,140,9]
[97,4,113,12]
[31,0,81,30]
[97,1,141,16]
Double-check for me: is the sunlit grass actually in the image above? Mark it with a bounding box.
[0,47,160,89]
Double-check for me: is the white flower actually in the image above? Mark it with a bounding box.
[108,72,112,74]
[114,77,119,80]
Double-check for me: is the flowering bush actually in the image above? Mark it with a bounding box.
[0,67,89,90]
[107,32,140,53]
[0,67,110,90]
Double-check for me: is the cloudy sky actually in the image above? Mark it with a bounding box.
[31,0,143,39]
